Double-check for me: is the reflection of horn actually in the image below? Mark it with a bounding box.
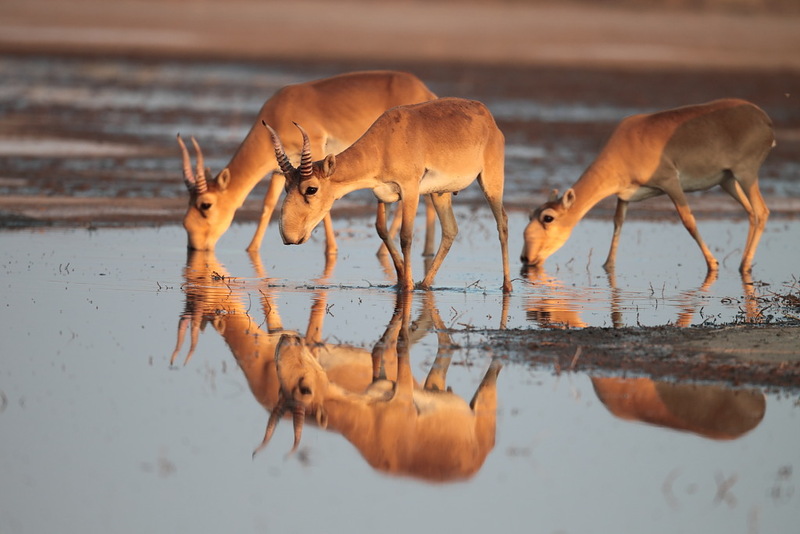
[263,121,295,177]
[253,394,287,458]
[170,314,202,366]
[191,137,208,194]
[170,315,190,365]
[289,404,306,455]
[316,407,328,429]
[294,122,313,178]
[177,134,196,190]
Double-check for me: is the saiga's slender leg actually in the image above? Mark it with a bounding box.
[375,202,405,282]
[603,198,629,272]
[247,171,284,252]
[477,142,512,293]
[377,195,436,257]
[723,170,769,273]
[661,180,718,273]
[418,192,456,290]
[398,191,420,292]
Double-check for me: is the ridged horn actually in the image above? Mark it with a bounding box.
[262,121,295,178]
[293,122,313,178]
[177,134,196,190]
[191,137,208,194]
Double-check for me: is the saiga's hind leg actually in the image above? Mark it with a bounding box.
[723,169,769,273]
[477,143,512,293]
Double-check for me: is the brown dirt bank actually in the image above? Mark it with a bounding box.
[487,323,800,390]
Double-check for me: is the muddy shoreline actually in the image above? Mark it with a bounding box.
[491,323,800,390]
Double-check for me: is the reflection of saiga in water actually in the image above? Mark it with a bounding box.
[521,267,764,329]
[171,250,398,424]
[171,253,501,482]
[259,293,502,482]
[591,377,765,440]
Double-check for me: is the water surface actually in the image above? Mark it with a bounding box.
[1,219,798,534]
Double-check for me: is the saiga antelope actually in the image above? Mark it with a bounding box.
[259,295,502,482]
[521,99,774,274]
[266,97,513,293]
[177,70,436,252]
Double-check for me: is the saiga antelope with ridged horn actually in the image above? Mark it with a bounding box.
[266,97,513,293]
[177,70,437,252]
[521,99,774,274]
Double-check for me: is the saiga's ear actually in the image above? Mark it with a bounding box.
[562,188,576,209]
[322,154,336,177]
[316,407,328,429]
[548,189,560,202]
[216,168,231,190]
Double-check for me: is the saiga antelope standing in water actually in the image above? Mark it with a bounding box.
[521,99,774,274]
[266,97,513,293]
[177,70,436,252]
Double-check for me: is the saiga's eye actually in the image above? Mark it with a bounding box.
[542,214,554,224]
[200,202,212,211]
[298,377,312,396]
[305,186,318,196]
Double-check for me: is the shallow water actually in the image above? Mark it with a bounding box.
[1,215,799,534]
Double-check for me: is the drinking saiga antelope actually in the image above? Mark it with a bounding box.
[258,294,502,482]
[521,99,775,274]
[177,70,437,252]
[266,97,513,293]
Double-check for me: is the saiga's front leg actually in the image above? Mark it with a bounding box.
[248,171,337,255]
[603,198,628,272]
[375,202,405,282]
[247,170,285,252]
[398,191,420,292]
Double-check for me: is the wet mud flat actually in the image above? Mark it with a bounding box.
[494,324,800,390]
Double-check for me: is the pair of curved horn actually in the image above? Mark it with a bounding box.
[177,134,208,194]
[252,393,307,459]
[262,121,313,179]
